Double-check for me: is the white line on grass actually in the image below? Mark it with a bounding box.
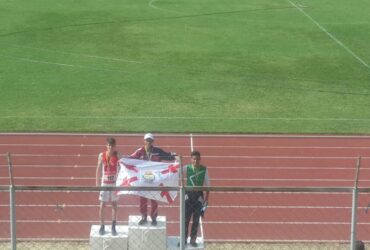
[287,0,370,69]
[148,0,183,14]
[148,0,160,10]
[1,54,130,74]
[9,44,201,72]
[2,115,370,122]
[11,45,145,64]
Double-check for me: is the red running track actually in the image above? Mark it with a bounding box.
[1,133,370,242]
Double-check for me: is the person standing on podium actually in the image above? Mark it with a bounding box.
[130,133,177,226]
[183,150,210,247]
[96,137,120,235]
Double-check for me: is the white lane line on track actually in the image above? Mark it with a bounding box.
[3,144,370,150]
[2,165,366,170]
[203,156,369,159]
[0,143,370,150]
[211,178,365,182]
[0,237,351,243]
[287,0,370,69]
[209,166,366,170]
[6,153,369,159]
[0,177,93,180]
[208,239,349,243]
[190,133,194,152]
[0,165,95,168]
[207,221,353,225]
[9,154,95,157]
[2,132,370,139]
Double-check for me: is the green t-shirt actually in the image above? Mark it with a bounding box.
[186,164,207,186]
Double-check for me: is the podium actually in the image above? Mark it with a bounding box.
[89,225,128,250]
[89,216,205,249]
[167,236,205,250]
[128,216,166,250]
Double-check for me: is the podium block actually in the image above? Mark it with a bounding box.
[167,236,205,250]
[90,225,128,250]
[128,216,166,250]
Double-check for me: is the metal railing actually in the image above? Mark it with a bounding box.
[2,185,368,250]
[1,153,367,250]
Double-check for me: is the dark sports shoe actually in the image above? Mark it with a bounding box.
[111,226,117,236]
[190,239,198,247]
[177,241,187,247]
[111,220,117,236]
[99,225,105,235]
[151,219,157,226]
[138,217,147,225]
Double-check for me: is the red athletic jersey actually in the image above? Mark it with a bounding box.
[101,151,119,184]
[130,147,175,162]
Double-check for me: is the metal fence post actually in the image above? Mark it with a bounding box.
[7,153,16,250]
[9,185,16,250]
[179,186,185,250]
[350,157,361,250]
[178,156,185,250]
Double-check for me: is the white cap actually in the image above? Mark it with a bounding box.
[144,133,154,141]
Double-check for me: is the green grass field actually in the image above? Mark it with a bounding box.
[1,0,370,133]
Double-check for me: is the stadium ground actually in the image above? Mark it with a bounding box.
[1,133,370,246]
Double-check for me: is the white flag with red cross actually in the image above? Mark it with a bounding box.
[116,158,180,203]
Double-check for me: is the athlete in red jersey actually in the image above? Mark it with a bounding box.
[96,137,120,235]
[130,133,177,226]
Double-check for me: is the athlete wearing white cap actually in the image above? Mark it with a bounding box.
[130,133,177,225]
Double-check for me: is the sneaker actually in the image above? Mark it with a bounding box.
[99,225,105,235]
[190,239,198,247]
[151,219,157,226]
[177,241,187,247]
[111,220,117,236]
[138,217,147,225]
[111,226,117,236]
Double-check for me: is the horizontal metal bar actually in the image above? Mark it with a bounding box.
[184,186,354,193]
[0,185,356,193]
[12,185,179,192]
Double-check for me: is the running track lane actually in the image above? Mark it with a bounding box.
[1,133,370,242]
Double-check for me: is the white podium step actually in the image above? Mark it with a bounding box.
[90,225,128,250]
[167,236,205,250]
[128,215,167,250]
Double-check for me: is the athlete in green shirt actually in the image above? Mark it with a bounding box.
[184,151,210,247]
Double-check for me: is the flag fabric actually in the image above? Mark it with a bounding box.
[116,158,180,203]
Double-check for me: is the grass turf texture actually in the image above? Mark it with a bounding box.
[0,0,370,133]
